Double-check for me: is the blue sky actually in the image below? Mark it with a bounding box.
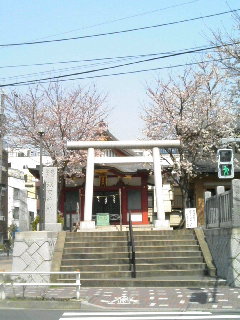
[0,0,239,139]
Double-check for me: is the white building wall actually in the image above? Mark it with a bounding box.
[8,148,52,225]
[8,169,26,229]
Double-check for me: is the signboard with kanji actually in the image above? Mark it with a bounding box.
[185,208,197,228]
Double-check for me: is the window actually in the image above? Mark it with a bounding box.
[13,207,19,220]
[13,188,20,200]
[65,191,79,213]
[127,190,141,210]
[148,192,154,209]
[29,211,34,222]
[27,191,37,199]
[18,152,25,157]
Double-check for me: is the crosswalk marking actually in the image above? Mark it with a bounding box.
[59,311,240,320]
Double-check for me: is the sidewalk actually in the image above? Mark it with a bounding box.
[1,257,239,311]
[2,286,240,311]
[0,255,12,272]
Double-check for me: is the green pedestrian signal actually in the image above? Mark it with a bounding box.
[217,149,234,179]
[220,164,232,176]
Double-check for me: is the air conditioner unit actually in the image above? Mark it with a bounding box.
[0,216,5,221]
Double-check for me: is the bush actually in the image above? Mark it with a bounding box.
[32,215,40,231]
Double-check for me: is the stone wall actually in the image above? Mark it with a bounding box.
[204,227,240,287]
[12,231,58,282]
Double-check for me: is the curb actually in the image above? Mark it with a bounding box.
[0,299,81,310]
[1,299,240,313]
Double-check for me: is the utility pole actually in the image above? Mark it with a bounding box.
[38,127,45,231]
[0,93,7,240]
[0,94,4,187]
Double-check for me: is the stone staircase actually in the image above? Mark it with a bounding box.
[56,229,226,287]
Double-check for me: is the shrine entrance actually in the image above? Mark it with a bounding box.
[93,191,120,225]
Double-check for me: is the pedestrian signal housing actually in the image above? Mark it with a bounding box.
[217,149,234,179]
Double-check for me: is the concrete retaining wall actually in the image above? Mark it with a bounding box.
[12,231,58,282]
[204,227,240,287]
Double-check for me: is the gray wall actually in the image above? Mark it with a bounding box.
[12,231,58,282]
[204,227,240,287]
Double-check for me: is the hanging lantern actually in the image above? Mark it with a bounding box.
[100,175,107,187]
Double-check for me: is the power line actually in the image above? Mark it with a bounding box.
[34,0,200,41]
[0,58,136,81]
[0,45,208,69]
[0,46,213,81]
[1,42,238,88]
[0,8,238,48]
[12,57,231,87]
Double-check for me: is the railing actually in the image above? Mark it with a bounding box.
[205,190,232,228]
[128,212,136,278]
[0,271,81,300]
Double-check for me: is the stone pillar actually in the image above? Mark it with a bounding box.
[152,147,171,229]
[216,186,225,195]
[81,148,95,229]
[204,191,212,228]
[43,167,62,232]
[18,189,30,231]
[231,179,240,227]
[204,191,212,201]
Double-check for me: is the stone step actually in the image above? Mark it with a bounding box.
[64,240,198,248]
[61,258,130,265]
[56,277,227,287]
[63,247,129,253]
[65,236,128,242]
[64,241,128,248]
[57,228,218,287]
[62,252,129,259]
[61,256,204,266]
[135,240,198,246]
[66,231,128,237]
[58,269,205,280]
[135,245,200,251]
[65,229,194,237]
[134,235,195,240]
[133,230,194,235]
[63,245,200,254]
[60,264,130,272]
[62,250,202,259]
[60,263,206,272]
[65,234,195,241]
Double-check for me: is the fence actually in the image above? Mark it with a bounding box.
[0,271,81,300]
[205,179,240,229]
[205,190,232,228]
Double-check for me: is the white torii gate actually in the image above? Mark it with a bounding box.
[67,140,181,229]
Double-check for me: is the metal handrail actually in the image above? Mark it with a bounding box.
[128,211,136,278]
[0,271,81,300]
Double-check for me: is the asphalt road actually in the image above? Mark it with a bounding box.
[0,309,63,320]
[1,310,240,320]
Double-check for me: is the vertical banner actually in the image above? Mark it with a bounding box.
[43,167,58,224]
[185,208,197,228]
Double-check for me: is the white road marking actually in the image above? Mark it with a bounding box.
[59,315,240,320]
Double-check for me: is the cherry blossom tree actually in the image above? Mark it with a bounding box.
[211,12,240,77]
[143,62,236,208]
[211,14,240,123]
[5,82,108,186]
